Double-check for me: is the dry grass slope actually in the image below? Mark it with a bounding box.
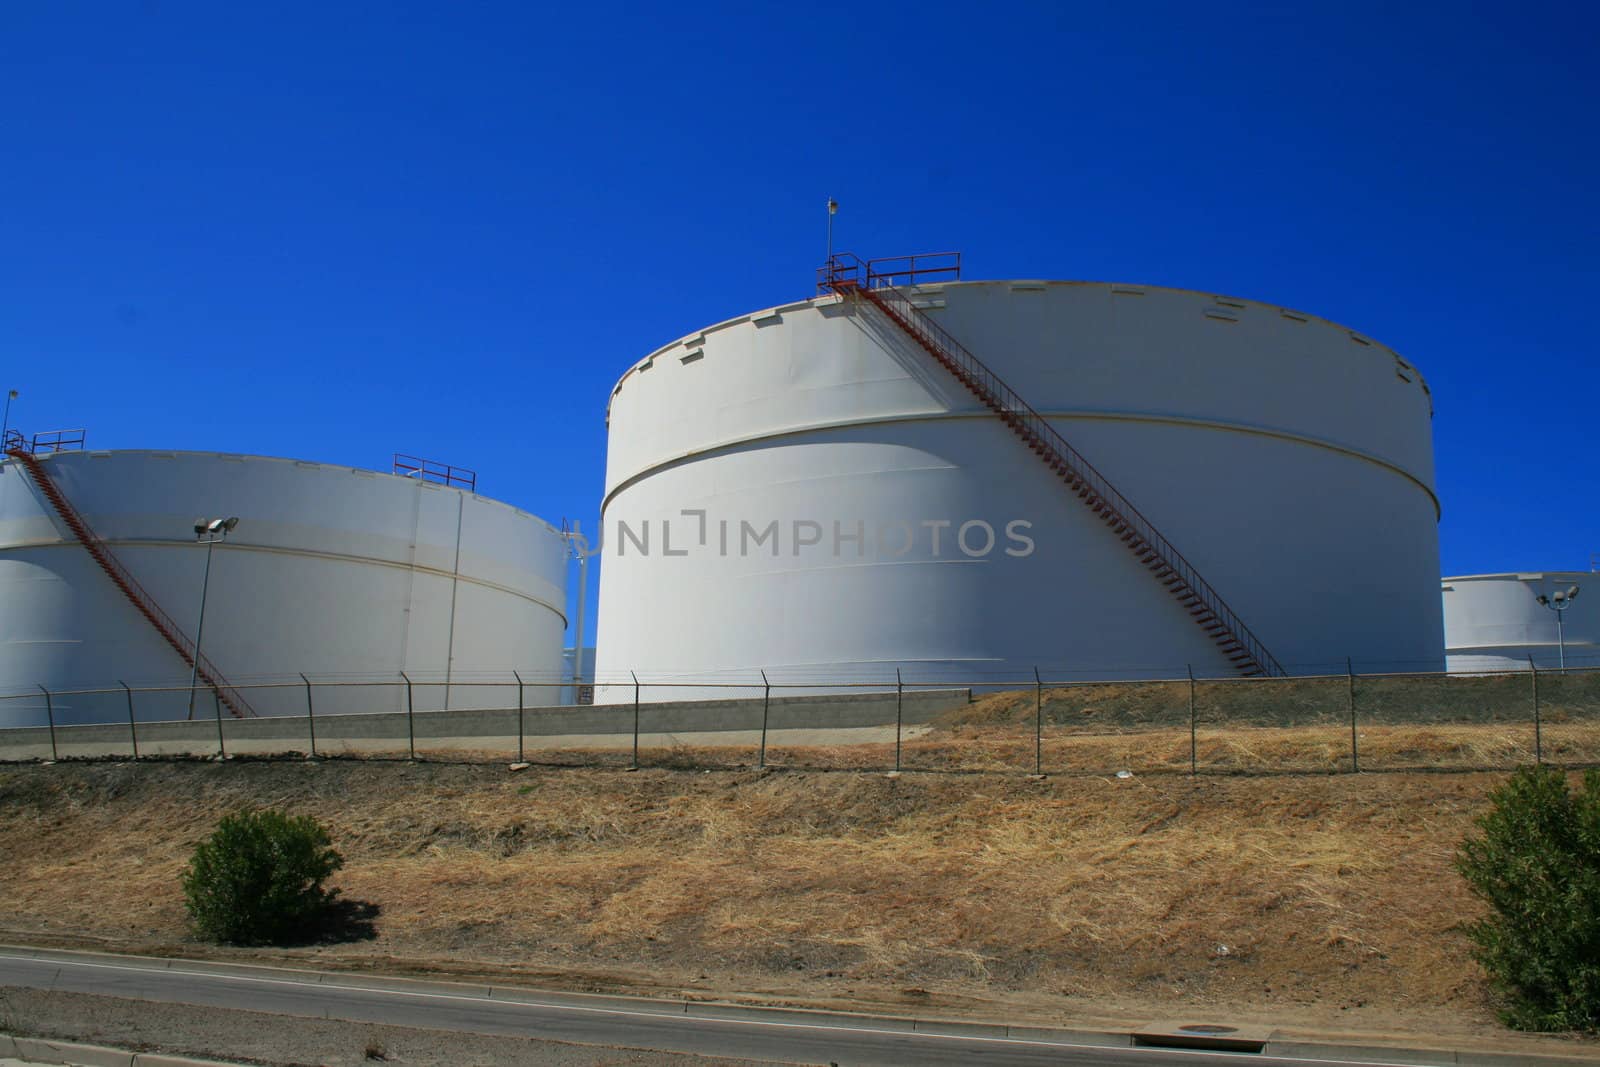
[0,758,1560,1046]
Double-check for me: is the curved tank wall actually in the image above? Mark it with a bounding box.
[1443,572,1597,672]
[594,279,1444,697]
[0,450,568,726]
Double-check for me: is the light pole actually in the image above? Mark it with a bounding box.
[1535,584,1581,672]
[188,516,239,719]
[562,521,591,701]
[826,197,838,268]
[1,389,17,443]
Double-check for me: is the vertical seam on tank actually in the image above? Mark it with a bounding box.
[443,492,464,711]
[400,477,421,679]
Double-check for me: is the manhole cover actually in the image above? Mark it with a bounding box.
[1134,1021,1268,1052]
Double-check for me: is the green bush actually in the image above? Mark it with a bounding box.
[1455,765,1600,1031]
[182,808,344,945]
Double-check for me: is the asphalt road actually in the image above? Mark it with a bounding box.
[0,947,1449,1066]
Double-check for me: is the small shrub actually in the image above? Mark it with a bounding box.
[182,807,344,945]
[1455,765,1600,1031]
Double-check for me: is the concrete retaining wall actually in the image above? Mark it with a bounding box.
[0,688,971,760]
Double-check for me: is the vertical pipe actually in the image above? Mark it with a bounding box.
[572,544,589,695]
[38,685,56,762]
[187,536,217,721]
[301,673,316,758]
[1033,666,1043,777]
[402,671,415,761]
[514,670,525,765]
[1530,655,1542,765]
[1347,657,1358,774]
[212,688,226,760]
[759,670,770,769]
[443,492,465,712]
[121,681,138,761]
[631,671,640,771]
[398,476,422,679]
[894,668,903,773]
[1187,665,1197,776]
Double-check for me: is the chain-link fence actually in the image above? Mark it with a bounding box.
[1,665,1597,776]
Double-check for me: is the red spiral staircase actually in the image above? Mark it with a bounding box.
[819,253,1284,678]
[4,435,256,716]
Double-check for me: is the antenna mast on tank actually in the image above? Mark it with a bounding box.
[826,197,838,266]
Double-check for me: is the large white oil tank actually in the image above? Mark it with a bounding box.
[1443,572,1597,672]
[594,277,1444,697]
[0,449,568,725]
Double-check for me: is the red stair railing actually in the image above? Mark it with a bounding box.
[822,255,1285,678]
[4,446,257,716]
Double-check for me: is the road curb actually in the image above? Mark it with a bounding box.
[6,1035,133,1067]
[132,1054,246,1067]
[0,1034,244,1067]
[1264,1039,1599,1066]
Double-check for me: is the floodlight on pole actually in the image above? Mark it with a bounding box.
[187,516,239,719]
[1534,583,1582,672]
[1,389,17,443]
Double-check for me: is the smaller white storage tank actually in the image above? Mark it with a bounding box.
[1443,572,1597,672]
[0,449,570,726]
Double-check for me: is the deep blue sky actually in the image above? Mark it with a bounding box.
[2,3,1595,638]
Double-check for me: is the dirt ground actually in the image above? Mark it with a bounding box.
[0,757,1597,1058]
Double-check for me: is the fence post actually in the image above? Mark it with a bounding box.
[1529,655,1542,765]
[1347,657,1358,774]
[759,670,770,769]
[401,671,415,761]
[38,685,57,762]
[121,681,138,761]
[631,671,640,770]
[1187,665,1197,775]
[300,673,316,758]
[894,668,903,773]
[1036,668,1049,777]
[212,688,226,759]
[513,670,525,764]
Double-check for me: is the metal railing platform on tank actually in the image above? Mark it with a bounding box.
[392,453,477,492]
[26,428,86,454]
[816,251,962,294]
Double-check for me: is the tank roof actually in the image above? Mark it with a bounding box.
[9,447,558,531]
[612,278,1423,411]
[1443,572,1594,583]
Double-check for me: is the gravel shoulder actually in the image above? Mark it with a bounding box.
[0,986,778,1066]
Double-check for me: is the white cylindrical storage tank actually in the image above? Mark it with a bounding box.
[0,450,568,725]
[594,279,1444,697]
[1443,572,1597,672]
